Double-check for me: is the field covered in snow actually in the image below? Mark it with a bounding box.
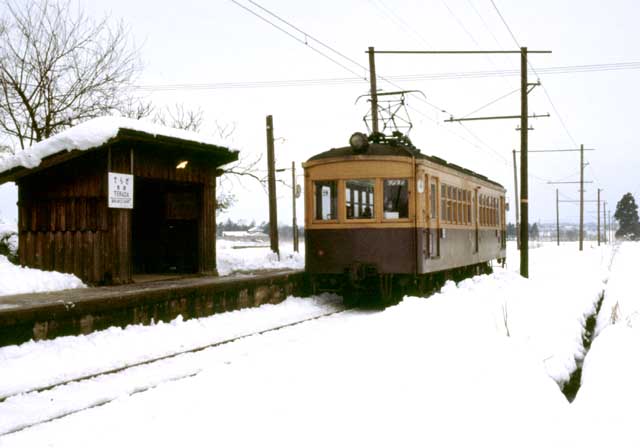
[1,240,639,447]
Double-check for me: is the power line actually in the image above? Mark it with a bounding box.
[367,0,433,49]
[133,61,640,91]
[245,0,368,74]
[489,0,520,48]
[442,0,483,47]
[461,86,520,118]
[228,0,366,80]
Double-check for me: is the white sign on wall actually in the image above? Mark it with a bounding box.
[108,172,134,209]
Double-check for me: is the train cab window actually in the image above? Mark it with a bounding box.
[346,179,375,219]
[383,179,409,219]
[314,180,337,221]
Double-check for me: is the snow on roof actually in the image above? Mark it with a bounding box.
[0,116,232,174]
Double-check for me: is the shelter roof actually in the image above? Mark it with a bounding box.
[0,117,238,184]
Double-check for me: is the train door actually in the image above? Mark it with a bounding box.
[430,177,440,257]
[500,196,506,249]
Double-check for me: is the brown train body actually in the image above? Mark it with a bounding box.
[303,136,506,304]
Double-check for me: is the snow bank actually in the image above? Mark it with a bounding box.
[568,242,640,447]
[0,116,234,174]
[0,255,85,296]
[0,294,342,398]
[217,239,304,274]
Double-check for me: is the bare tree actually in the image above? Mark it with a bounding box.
[154,104,204,133]
[0,0,139,151]
[128,103,264,212]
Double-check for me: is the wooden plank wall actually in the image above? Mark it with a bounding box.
[199,181,217,274]
[18,150,111,284]
[17,143,221,285]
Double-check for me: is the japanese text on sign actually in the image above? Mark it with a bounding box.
[108,172,134,209]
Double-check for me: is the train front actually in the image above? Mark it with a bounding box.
[303,133,419,300]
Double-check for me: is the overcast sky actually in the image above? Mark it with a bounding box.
[2,0,640,226]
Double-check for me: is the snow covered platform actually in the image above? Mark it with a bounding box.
[0,269,305,346]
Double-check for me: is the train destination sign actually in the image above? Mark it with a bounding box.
[108,172,134,209]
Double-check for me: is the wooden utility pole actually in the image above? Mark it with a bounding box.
[597,188,601,246]
[603,201,607,243]
[372,48,550,278]
[579,144,584,251]
[520,47,529,276]
[556,188,560,245]
[512,149,520,249]
[291,161,299,252]
[368,47,379,134]
[266,115,279,258]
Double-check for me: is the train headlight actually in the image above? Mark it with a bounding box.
[349,132,369,153]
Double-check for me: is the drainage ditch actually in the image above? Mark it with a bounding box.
[561,289,606,402]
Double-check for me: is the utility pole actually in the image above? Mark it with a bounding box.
[520,47,530,276]
[556,188,560,245]
[603,201,607,243]
[266,115,279,258]
[512,149,520,249]
[608,209,612,243]
[291,161,299,253]
[372,48,550,278]
[579,144,584,251]
[368,47,379,134]
[597,188,601,246]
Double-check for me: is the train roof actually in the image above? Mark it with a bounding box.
[307,141,505,190]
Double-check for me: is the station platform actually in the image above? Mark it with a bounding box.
[0,270,306,347]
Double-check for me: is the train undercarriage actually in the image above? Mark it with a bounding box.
[309,261,495,308]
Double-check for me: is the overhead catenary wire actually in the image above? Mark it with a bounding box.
[367,0,433,49]
[133,61,640,91]
[235,0,513,162]
[226,0,588,187]
[227,0,366,80]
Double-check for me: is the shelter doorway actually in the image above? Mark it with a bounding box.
[132,178,201,277]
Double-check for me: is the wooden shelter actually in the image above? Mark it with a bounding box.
[0,118,238,285]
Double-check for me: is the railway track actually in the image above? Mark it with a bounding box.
[0,307,349,437]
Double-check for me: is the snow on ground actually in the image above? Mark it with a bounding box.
[2,240,633,447]
[0,238,303,297]
[568,242,640,447]
[216,239,304,275]
[0,255,85,296]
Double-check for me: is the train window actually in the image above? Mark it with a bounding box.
[447,186,453,223]
[345,179,375,219]
[441,185,447,222]
[452,187,458,223]
[314,180,337,221]
[430,182,437,219]
[461,190,467,224]
[383,179,409,219]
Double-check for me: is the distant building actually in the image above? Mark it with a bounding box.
[0,117,238,285]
